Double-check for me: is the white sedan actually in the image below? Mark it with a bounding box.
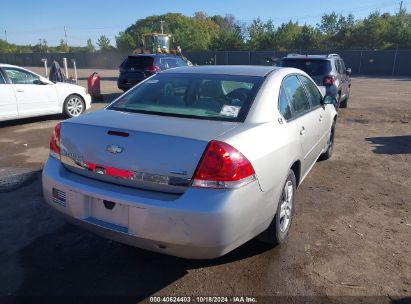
[0,64,91,122]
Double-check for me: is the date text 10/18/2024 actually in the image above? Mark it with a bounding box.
[149,296,258,303]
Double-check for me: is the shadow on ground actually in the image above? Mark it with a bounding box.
[366,135,411,154]
[78,76,118,81]
[0,115,62,128]
[92,93,122,104]
[16,222,276,301]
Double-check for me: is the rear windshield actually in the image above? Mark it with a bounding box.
[281,59,331,76]
[122,56,154,69]
[108,73,264,122]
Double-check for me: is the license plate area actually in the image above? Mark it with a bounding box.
[89,197,129,230]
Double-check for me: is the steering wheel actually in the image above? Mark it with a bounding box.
[226,88,249,104]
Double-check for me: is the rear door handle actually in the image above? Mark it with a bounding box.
[16,89,24,92]
[300,126,306,135]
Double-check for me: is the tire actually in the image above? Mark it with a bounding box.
[63,94,85,118]
[339,90,350,108]
[319,121,336,161]
[258,170,296,245]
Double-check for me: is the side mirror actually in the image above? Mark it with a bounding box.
[346,68,352,76]
[321,95,337,106]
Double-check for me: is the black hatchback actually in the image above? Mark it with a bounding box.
[117,54,189,91]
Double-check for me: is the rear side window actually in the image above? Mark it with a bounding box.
[122,56,154,69]
[0,70,5,84]
[282,75,311,115]
[278,87,292,120]
[299,75,322,107]
[281,59,331,76]
[335,60,343,74]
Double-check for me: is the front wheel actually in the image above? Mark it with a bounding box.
[258,170,296,245]
[63,94,85,118]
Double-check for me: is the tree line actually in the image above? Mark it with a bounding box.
[1,9,411,54]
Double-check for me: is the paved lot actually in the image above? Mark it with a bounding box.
[0,68,410,303]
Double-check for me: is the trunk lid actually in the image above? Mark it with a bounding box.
[60,109,238,193]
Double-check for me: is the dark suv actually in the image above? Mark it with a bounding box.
[280,54,351,108]
[118,54,189,91]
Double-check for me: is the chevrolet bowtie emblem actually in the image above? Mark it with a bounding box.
[106,144,123,154]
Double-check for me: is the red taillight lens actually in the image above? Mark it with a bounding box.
[192,140,256,189]
[323,75,335,86]
[145,65,161,72]
[49,122,61,159]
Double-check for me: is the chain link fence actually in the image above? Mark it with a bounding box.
[0,49,410,76]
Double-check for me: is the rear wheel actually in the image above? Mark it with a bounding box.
[258,170,296,245]
[63,94,85,118]
[319,122,336,160]
[339,89,350,108]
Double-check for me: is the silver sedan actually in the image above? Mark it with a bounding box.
[42,65,337,259]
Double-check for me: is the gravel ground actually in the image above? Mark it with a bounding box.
[0,68,410,303]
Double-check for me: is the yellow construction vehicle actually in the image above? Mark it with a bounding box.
[133,33,176,54]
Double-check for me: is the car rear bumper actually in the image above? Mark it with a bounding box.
[42,156,272,259]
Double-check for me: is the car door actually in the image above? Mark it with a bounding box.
[299,74,329,151]
[0,69,18,121]
[2,67,59,118]
[282,75,319,176]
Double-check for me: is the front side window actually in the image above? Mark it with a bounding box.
[108,73,264,122]
[282,75,311,115]
[3,67,39,84]
[299,75,322,107]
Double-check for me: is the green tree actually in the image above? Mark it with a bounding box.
[86,38,96,53]
[58,39,70,53]
[97,35,112,52]
[33,38,48,53]
[115,31,135,51]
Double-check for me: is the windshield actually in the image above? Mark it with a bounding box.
[108,73,264,122]
[281,59,331,76]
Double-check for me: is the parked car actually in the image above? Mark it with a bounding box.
[0,64,91,122]
[43,65,337,259]
[280,54,351,108]
[117,54,189,91]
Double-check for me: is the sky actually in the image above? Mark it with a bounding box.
[1,0,407,46]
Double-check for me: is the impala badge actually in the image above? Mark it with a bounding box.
[106,144,123,154]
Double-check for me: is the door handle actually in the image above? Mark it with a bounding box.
[16,89,24,92]
[300,126,306,135]
[319,115,323,122]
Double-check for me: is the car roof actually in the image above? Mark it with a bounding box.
[127,54,181,58]
[161,65,280,77]
[283,54,340,60]
[0,63,21,68]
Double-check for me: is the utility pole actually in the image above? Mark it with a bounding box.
[4,30,7,42]
[160,20,165,34]
[64,26,68,48]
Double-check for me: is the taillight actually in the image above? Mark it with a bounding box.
[323,75,335,86]
[145,65,161,72]
[192,140,256,189]
[49,122,61,159]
